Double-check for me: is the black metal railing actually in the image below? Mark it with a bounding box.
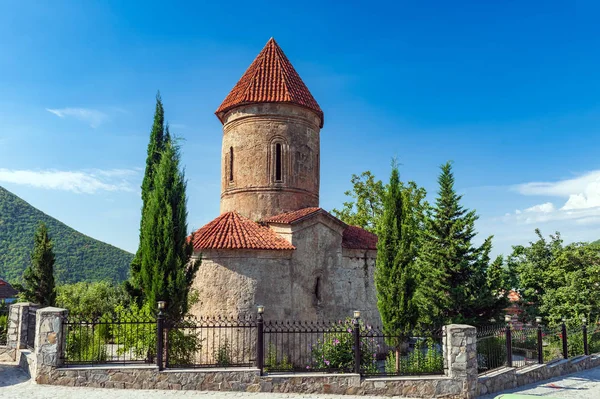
[62,313,156,365]
[165,316,256,368]
[476,324,507,374]
[511,327,539,368]
[0,306,8,346]
[360,325,444,376]
[262,320,355,373]
[541,326,565,364]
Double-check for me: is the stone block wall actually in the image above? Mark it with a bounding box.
[29,310,478,398]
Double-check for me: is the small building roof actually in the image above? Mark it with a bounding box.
[215,38,323,127]
[264,207,378,250]
[0,279,18,299]
[342,225,378,250]
[191,211,295,251]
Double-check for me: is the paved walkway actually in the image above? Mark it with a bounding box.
[479,365,600,398]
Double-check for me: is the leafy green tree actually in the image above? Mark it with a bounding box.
[56,281,130,319]
[21,223,56,306]
[417,162,504,326]
[139,136,200,320]
[332,171,385,233]
[375,163,422,370]
[129,92,167,297]
[509,231,600,326]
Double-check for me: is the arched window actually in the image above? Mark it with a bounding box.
[229,147,234,182]
[275,143,282,182]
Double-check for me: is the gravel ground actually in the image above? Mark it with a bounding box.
[3,362,600,399]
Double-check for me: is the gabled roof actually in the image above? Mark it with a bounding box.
[191,211,295,251]
[262,207,324,224]
[263,207,378,250]
[342,226,378,250]
[215,38,323,127]
[0,279,18,299]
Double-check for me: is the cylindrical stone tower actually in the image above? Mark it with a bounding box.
[215,38,324,221]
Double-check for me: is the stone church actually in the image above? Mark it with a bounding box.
[189,38,380,323]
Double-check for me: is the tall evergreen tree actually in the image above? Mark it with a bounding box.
[129,93,166,296]
[417,162,504,326]
[21,223,56,306]
[139,135,200,320]
[375,162,421,368]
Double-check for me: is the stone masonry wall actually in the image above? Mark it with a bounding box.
[478,354,600,397]
[220,103,322,221]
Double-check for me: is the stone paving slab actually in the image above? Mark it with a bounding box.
[0,364,422,399]
[479,365,600,398]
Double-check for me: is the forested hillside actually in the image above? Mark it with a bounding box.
[0,186,132,283]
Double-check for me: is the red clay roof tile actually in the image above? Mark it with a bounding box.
[191,211,295,251]
[262,207,323,224]
[342,225,378,250]
[264,208,378,250]
[215,38,323,127]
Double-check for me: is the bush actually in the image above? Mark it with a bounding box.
[385,338,443,375]
[264,343,293,372]
[166,326,202,366]
[310,319,377,373]
[64,325,107,363]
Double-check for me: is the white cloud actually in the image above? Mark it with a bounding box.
[46,108,108,128]
[525,202,555,213]
[0,168,138,194]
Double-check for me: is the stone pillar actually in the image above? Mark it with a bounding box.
[443,324,478,399]
[7,302,39,350]
[34,307,68,383]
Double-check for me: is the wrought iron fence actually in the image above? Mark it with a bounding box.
[511,327,539,368]
[263,319,361,373]
[360,325,444,377]
[0,306,8,346]
[62,313,156,365]
[589,323,600,354]
[541,326,565,363]
[166,316,256,368]
[476,324,507,374]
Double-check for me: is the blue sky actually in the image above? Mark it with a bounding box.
[1,0,600,257]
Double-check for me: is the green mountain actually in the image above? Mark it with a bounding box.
[0,186,132,284]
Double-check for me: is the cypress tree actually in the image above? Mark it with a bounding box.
[22,223,56,306]
[418,162,500,326]
[139,135,200,320]
[129,92,166,297]
[375,162,419,370]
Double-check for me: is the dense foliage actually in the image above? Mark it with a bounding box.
[139,137,200,320]
[418,162,507,326]
[0,185,132,284]
[130,92,166,297]
[507,230,600,326]
[375,163,421,342]
[56,281,130,319]
[20,223,56,306]
[335,162,507,327]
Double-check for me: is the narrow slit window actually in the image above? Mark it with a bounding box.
[275,143,282,181]
[229,147,234,182]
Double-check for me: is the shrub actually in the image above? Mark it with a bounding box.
[310,319,377,373]
[64,325,107,363]
[166,326,202,366]
[264,343,293,372]
[214,337,232,367]
[385,338,443,375]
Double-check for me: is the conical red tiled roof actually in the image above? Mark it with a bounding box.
[216,38,323,127]
[191,211,295,251]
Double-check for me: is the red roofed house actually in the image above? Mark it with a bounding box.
[189,38,380,323]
